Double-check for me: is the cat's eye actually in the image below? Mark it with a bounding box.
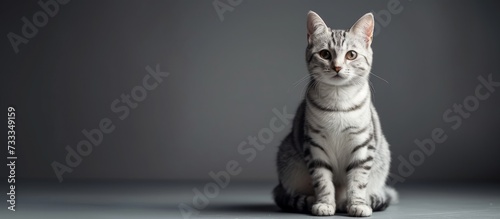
[319,50,331,60]
[345,50,357,60]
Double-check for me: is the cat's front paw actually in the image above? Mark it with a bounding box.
[311,203,336,216]
[347,204,372,217]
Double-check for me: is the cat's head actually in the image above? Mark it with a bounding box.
[306,11,374,87]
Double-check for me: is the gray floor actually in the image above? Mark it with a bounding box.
[2,181,500,219]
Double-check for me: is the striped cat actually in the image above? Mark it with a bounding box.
[273,11,397,216]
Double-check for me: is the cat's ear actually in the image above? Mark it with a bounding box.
[307,11,327,42]
[349,13,375,48]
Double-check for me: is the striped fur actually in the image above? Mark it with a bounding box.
[273,11,397,217]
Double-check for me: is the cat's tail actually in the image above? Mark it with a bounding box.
[371,186,399,211]
[385,186,399,204]
[272,183,314,213]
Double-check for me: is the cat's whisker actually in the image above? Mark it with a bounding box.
[369,72,389,84]
[290,75,311,93]
[293,75,310,86]
[368,80,376,95]
[289,78,308,94]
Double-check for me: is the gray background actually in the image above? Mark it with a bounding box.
[2,0,500,183]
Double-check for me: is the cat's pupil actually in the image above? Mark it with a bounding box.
[319,50,331,60]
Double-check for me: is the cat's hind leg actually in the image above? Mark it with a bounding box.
[274,135,316,213]
[272,183,315,213]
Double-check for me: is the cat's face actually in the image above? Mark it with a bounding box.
[306,12,374,87]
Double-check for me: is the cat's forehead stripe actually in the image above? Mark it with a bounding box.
[341,31,347,47]
[330,30,347,48]
[331,31,336,45]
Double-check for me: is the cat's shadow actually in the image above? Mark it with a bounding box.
[203,203,351,217]
[203,203,280,214]
[33,198,350,217]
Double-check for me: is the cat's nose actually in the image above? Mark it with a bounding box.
[333,66,342,73]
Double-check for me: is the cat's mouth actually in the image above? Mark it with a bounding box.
[332,74,343,79]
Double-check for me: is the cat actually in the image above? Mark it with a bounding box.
[273,11,397,217]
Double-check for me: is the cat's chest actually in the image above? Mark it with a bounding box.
[311,111,365,133]
[321,122,353,149]
[307,111,369,178]
[320,126,354,183]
